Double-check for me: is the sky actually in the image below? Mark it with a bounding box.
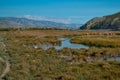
[0,0,120,23]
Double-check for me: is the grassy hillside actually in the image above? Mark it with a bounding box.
[80,12,120,30]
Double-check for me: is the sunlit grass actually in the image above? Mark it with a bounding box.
[71,36,120,47]
[0,29,120,80]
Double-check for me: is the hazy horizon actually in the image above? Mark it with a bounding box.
[0,0,120,24]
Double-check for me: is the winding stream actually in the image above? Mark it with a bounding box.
[35,37,120,62]
[39,37,89,50]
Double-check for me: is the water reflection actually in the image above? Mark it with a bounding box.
[107,56,120,61]
[39,37,89,50]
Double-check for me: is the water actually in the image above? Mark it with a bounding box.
[35,38,120,62]
[39,37,89,50]
[55,38,89,50]
[107,56,120,62]
[97,56,120,62]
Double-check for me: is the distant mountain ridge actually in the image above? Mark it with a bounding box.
[80,12,120,30]
[0,17,81,29]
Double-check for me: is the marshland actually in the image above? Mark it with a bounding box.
[0,29,120,80]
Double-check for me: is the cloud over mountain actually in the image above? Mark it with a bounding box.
[24,15,71,24]
[0,17,82,29]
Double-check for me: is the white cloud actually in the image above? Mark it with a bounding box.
[24,15,71,24]
[68,16,93,24]
[23,15,89,24]
[68,16,84,23]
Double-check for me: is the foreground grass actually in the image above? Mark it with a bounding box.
[0,30,120,80]
[0,60,5,76]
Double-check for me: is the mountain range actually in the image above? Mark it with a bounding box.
[0,12,120,30]
[80,12,120,30]
[0,17,81,29]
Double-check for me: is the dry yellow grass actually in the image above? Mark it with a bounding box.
[0,29,120,80]
[71,36,120,47]
[6,30,120,38]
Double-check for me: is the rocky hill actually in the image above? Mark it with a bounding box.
[80,12,120,30]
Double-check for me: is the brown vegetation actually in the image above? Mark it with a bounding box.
[0,29,120,80]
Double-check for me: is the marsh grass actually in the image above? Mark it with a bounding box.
[0,30,120,80]
[0,61,5,76]
[71,36,120,48]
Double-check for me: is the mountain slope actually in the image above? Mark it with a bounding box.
[80,12,120,30]
[0,17,81,29]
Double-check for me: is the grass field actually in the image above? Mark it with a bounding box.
[0,29,120,80]
[71,36,120,47]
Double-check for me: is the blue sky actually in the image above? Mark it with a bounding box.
[0,0,120,23]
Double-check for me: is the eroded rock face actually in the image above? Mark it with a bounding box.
[85,17,106,29]
[80,12,120,30]
[111,17,119,25]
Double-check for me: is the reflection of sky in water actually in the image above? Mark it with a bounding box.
[108,57,120,62]
[40,38,89,50]
[98,56,120,62]
[38,38,120,62]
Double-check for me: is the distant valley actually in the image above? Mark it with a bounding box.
[0,17,81,29]
[0,12,120,31]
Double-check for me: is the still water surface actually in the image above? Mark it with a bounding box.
[37,38,120,62]
[39,37,89,50]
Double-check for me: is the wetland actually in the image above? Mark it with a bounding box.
[0,29,120,80]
